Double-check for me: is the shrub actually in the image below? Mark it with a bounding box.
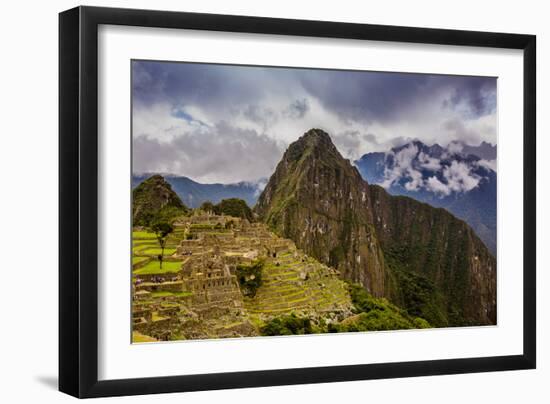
[337,282,433,332]
[236,259,264,297]
[260,314,313,336]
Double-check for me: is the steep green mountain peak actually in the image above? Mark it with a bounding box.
[133,174,188,226]
[255,129,496,326]
[255,129,387,297]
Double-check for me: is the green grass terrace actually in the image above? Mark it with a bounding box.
[132,231,158,240]
[132,256,150,266]
[133,260,183,276]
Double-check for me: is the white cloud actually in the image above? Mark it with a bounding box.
[478,159,497,172]
[418,151,441,171]
[447,141,464,155]
[443,161,481,192]
[376,143,485,196]
[381,144,421,189]
[133,103,207,144]
[404,168,424,191]
[426,176,452,196]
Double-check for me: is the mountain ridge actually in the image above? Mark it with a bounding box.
[355,140,497,254]
[255,129,496,326]
[132,174,265,209]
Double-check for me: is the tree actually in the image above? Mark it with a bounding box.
[200,201,215,214]
[260,314,313,336]
[214,198,253,221]
[236,259,264,297]
[151,221,174,269]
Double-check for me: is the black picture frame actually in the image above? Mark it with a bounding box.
[59,5,536,398]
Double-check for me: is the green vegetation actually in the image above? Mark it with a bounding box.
[200,201,215,213]
[132,175,188,226]
[152,312,169,322]
[133,260,182,275]
[133,231,157,240]
[151,221,174,269]
[328,283,431,333]
[133,239,158,247]
[153,206,186,224]
[132,256,149,266]
[384,246,448,327]
[133,244,154,255]
[260,313,313,336]
[214,198,253,221]
[236,259,264,297]
[330,310,430,332]
[132,331,157,343]
[197,198,254,221]
[393,267,447,327]
[139,247,177,256]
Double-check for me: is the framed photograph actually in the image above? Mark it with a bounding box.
[59,6,536,398]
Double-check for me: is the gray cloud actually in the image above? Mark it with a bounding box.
[426,176,451,196]
[132,60,497,183]
[446,76,497,118]
[442,161,482,193]
[133,121,283,183]
[242,104,277,132]
[381,144,420,189]
[443,119,494,146]
[284,98,309,119]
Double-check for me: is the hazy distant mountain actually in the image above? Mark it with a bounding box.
[354,140,497,254]
[132,174,265,208]
[462,141,497,160]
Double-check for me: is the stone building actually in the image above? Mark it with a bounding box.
[181,251,243,308]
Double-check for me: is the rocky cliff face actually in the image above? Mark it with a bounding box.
[369,185,496,326]
[255,129,387,297]
[354,140,497,255]
[255,129,496,326]
[133,174,188,226]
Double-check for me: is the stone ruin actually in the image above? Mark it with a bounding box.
[132,214,352,341]
[181,250,243,308]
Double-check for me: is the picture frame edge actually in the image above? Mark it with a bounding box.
[58,6,537,398]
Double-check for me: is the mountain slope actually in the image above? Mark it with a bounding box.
[132,174,262,209]
[255,129,496,326]
[369,185,496,326]
[132,174,188,226]
[355,141,497,254]
[255,129,387,297]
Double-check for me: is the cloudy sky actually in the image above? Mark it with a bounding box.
[132,60,496,184]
